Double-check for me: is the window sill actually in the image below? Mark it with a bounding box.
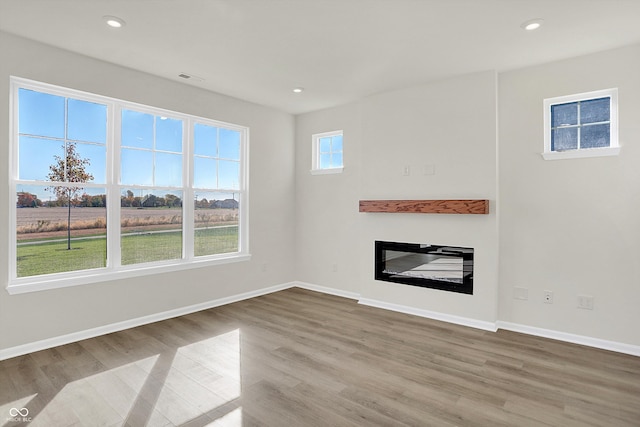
[541,147,620,161]
[6,253,251,295]
[310,167,344,175]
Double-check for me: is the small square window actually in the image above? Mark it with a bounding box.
[311,130,343,174]
[543,89,619,160]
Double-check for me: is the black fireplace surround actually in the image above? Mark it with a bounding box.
[375,241,474,295]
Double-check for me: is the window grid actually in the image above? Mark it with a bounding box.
[18,93,108,186]
[311,130,343,174]
[9,77,249,292]
[543,88,618,161]
[318,135,343,169]
[550,98,611,152]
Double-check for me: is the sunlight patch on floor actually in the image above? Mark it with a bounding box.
[26,329,241,425]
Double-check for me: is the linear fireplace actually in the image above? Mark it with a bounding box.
[375,241,474,294]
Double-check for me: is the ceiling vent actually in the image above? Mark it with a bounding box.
[178,73,205,82]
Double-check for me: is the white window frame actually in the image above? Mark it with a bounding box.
[542,88,619,160]
[8,76,250,295]
[311,130,344,175]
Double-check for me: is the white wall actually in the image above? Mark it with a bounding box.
[0,33,296,351]
[295,102,362,294]
[3,30,638,354]
[296,44,640,349]
[358,72,499,322]
[296,71,500,324]
[498,44,640,346]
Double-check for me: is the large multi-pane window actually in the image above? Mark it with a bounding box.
[15,87,108,277]
[120,109,184,265]
[9,77,249,293]
[193,123,242,257]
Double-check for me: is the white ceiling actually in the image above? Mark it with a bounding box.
[2,0,640,115]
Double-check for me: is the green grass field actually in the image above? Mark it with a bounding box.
[16,226,239,277]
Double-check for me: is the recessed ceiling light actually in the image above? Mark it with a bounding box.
[103,15,126,28]
[521,18,544,31]
[293,87,304,93]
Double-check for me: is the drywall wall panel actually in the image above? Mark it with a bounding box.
[0,32,296,351]
[295,71,499,323]
[295,102,362,294]
[498,44,640,346]
[357,71,499,322]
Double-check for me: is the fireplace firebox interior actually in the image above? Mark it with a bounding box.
[375,241,474,294]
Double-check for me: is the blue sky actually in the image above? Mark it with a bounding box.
[17,88,241,201]
[319,134,343,169]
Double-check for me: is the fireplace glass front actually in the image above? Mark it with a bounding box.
[375,241,474,294]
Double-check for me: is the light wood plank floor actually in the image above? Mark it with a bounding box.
[1,288,639,426]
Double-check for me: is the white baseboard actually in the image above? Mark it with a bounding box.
[294,281,360,300]
[496,321,640,357]
[2,281,638,360]
[0,282,294,361]
[358,297,498,332]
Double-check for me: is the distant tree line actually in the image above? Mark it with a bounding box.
[195,198,239,209]
[18,191,237,210]
[17,192,106,208]
[17,192,43,208]
[120,190,183,208]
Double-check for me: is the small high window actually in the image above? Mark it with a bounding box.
[311,130,343,174]
[543,89,619,160]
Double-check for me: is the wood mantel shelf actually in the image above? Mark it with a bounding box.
[359,199,489,214]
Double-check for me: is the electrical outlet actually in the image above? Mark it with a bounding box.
[332,263,338,273]
[402,165,411,176]
[544,290,553,304]
[578,295,594,310]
